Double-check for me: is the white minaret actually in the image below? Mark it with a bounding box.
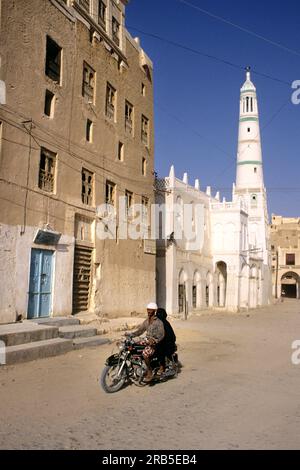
[234,68,271,305]
[236,67,264,189]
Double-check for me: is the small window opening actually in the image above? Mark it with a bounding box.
[118,142,124,161]
[82,168,93,205]
[86,119,93,142]
[44,90,55,117]
[142,157,147,176]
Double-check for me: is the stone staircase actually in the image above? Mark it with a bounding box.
[0,317,109,365]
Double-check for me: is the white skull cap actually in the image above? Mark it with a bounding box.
[147,302,158,310]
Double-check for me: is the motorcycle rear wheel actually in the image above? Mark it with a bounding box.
[100,364,126,393]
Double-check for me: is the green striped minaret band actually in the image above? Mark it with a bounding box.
[239,117,259,122]
[237,160,262,165]
[240,90,256,94]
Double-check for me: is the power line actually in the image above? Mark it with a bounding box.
[155,103,233,160]
[0,108,155,198]
[1,104,153,188]
[176,0,300,59]
[127,26,291,87]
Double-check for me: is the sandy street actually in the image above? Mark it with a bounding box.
[0,299,300,450]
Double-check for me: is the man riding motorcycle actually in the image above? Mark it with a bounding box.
[126,302,164,382]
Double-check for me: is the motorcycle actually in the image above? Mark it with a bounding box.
[100,336,179,393]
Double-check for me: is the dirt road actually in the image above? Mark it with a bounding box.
[0,299,300,450]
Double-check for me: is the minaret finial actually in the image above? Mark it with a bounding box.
[245,66,251,81]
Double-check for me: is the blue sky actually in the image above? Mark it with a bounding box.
[126,0,300,217]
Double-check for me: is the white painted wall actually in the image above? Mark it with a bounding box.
[0,223,74,323]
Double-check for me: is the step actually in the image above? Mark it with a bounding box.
[32,316,80,327]
[73,336,110,350]
[0,322,59,347]
[59,325,97,339]
[4,338,73,365]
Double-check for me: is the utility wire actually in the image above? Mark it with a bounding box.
[176,0,300,58]
[127,26,291,87]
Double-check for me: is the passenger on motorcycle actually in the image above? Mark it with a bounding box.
[156,308,177,374]
[126,302,164,382]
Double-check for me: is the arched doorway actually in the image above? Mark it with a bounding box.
[193,271,201,309]
[206,272,213,307]
[216,261,227,307]
[178,269,188,315]
[281,272,300,299]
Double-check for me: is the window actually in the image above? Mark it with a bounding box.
[86,119,93,142]
[142,157,147,176]
[118,142,124,161]
[141,83,146,96]
[82,62,95,103]
[254,167,257,173]
[106,181,116,207]
[141,115,149,145]
[82,169,93,206]
[106,83,116,120]
[247,127,250,133]
[286,253,295,266]
[251,194,257,206]
[79,0,90,12]
[44,90,55,117]
[45,36,61,83]
[39,148,56,193]
[125,190,133,216]
[112,17,120,46]
[98,0,106,26]
[125,100,133,133]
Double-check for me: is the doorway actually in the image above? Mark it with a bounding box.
[28,249,54,319]
[72,244,93,313]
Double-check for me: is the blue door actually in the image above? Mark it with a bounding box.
[28,249,54,319]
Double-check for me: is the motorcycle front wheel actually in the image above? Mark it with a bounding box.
[100,364,127,393]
